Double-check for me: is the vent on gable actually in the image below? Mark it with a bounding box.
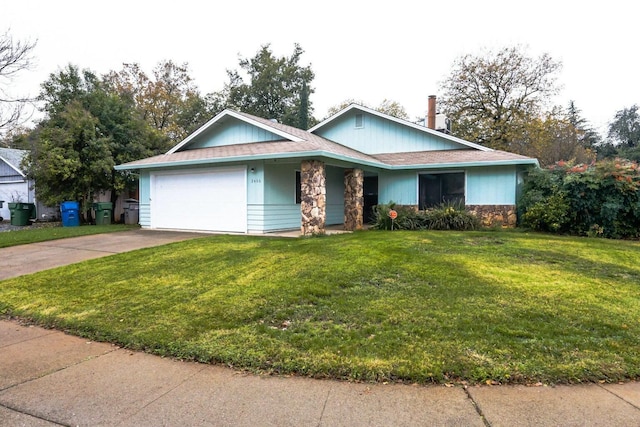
[355,114,363,128]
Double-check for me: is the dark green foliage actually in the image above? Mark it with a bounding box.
[520,159,640,238]
[24,64,166,218]
[372,201,480,231]
[219,44,315,127]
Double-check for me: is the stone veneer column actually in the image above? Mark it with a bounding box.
[344,168,364,231]
[300,160,326,235]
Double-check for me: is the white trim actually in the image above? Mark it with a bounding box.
[167,109,304,155]
[0,156,26,178]
[309,103,493,152]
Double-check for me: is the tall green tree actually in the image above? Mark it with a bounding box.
[219,44,315,127]
[25,65,165,219]
[297,81,309,129]
[440,46,562,151]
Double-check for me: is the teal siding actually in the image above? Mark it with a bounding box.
[466,166,516,205]
[314,110,463,154]
[378,166,517,207]
[262,163,299,231]
[378,171,418,205]
[264,163,297,205]
[247,162,265,205]
[138,160,353,232]
[248,204,300,232]
[187,119,282,150]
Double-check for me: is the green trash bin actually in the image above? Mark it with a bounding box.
[9,202,34,226]
[92,202,113,225]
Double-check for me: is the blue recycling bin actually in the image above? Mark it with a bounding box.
[60,201,80,227]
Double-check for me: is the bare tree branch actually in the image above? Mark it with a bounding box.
[0,29,37,134]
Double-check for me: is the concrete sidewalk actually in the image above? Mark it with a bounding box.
[0,321,639,426]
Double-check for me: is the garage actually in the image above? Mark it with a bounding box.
[150,167,247,232]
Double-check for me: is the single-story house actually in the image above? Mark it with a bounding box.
[115,102,538,234]
[0,147,34,221]
[0,147,58,222]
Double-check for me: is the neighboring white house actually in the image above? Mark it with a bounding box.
[0,147,57,221]
[115,104,539,234]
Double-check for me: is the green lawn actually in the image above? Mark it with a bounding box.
[1,230,639,385]
[0,223,137,248]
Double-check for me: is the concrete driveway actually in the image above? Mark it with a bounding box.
[0,229,203,281]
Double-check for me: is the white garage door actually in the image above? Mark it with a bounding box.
[151,167,247,232]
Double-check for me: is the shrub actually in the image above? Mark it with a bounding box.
[520,159,640,238]
[424,202,480,231]
[371,201,479,231]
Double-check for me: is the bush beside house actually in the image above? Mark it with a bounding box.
[519,159,640,238]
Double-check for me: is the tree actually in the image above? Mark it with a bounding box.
[0,30,37,139]
[218,44,315,127]
[104,60,213,143]
[608,105,640,148]
[297,81,309,129]
[325,98,409,120]
[516,106,595,167]
[440,46,562,150]
[25,65,165,219]
[566,100,601,149]
[377,99,409,120]
[27,101,113,208]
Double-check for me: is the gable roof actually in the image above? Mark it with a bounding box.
[167,109,305,154]
[0,147,27,177]
[116,109,538,171]
[309,103,492,152]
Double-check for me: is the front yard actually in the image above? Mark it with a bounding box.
[1,230,639,385]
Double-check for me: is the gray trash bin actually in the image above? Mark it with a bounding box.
[123,198,139,225]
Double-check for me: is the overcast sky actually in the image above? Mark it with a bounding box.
[2,0,638,136]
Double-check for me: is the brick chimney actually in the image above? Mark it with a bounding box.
[427,95,436,129]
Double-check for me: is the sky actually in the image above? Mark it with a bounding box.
[2,0,638,137]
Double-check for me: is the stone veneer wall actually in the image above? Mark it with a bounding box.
[344,168,364,231]
[300,160,326,235]
[467,205,517,228]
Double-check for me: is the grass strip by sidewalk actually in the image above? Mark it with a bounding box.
[1,230,639,385]
[0,224,138,248]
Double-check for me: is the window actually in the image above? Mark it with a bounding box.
[295,170,302,204]
[355,113,363,128]
[418,172,465,209]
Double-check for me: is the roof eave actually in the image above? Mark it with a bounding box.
[388,158,540,170]
[115,150,386,171]
[115,152,538,172]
